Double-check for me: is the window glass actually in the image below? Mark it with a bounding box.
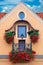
[18,26,26,37]
[19,12,25,19]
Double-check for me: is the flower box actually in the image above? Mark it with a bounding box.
[9,49,36,63]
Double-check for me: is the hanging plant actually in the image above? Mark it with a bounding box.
[5,31,16,43]
[28,30,39,43]
[9,49,36,63]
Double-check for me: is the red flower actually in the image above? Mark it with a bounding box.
[5,35,14,43]
[17,52,22,58]
[25,53,31,61]
[30,35,39,43]
[21,52,26,59]
[13,58,18,63]
[32,50,36,54]
[8,51,36,63]
[9,52,12,58]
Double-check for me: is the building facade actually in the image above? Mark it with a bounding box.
[0,2,43,65]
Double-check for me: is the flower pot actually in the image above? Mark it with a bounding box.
[30,35,39,43]
[5,35,14,43]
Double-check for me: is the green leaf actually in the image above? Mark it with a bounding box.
[27,51,32,55]
[6,32,13,37]
[34,31,38,35]
[28,30,34,35]
[28,30,39,36]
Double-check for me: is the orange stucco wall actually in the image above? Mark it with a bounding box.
[0,59,43,65]
[0,2,43,65]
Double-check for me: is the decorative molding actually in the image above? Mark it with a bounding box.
[0,55,8,59]
[0,55,43,59]
[35,55,43,59]
[5,20,36,32]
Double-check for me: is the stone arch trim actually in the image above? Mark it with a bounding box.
[5,20,36,32]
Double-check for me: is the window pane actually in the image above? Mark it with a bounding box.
[18,26,26,37]
[19,12,25,20]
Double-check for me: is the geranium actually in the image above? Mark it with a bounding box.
[9,50,36,63]
[28,30,39,43]
[5,35,14,43]
[30,35,39,43]
[5,31,15,43]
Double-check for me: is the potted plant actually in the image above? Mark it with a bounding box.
[28,30,39,43]
[5,31,16,43]
[9,49,36,63]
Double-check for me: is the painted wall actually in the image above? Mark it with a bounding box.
[0,59,43,65]
[0,2,43,65]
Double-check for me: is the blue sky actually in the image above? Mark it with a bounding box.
[0,0,43,13]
